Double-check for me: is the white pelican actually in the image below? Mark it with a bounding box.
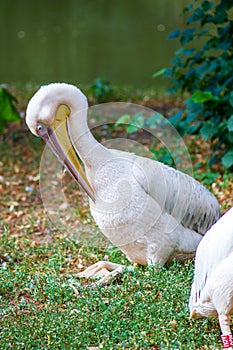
[189,207,233,349]
[26,83,220,284]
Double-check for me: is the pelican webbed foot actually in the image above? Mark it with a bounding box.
[76,261,126,285]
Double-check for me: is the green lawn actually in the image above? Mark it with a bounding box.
[0,229,221,350]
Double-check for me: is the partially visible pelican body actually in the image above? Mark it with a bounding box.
[26,83,220,284]
[189,208,233,349]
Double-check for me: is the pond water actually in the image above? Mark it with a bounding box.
[0,0,191,88]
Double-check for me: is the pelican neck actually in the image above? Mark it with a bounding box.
[68,106,111,168]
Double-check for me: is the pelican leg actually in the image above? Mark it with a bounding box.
[76,261,125,285]
[219,314,233,349]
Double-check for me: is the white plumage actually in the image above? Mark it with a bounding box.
[26,83,220,283]
[189,207,233,349]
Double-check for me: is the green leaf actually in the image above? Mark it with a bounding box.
[180,28,196,45]
[167,29,181,39]
[145,112,163,129]
[197,29,209,38]
[187,8,204,24]
[227,115,233,132]
[88,78,113,102]
[197,171,219,185]
[227,132,233,143]
[212,5,227,24]
[229,92,233,108]
[152,68,167,78]
[183,3,193,14]
[200,122,216,140]
[222,149,233,168]
[114,114,131,126]
[218,22,231,37]
[201,0,213,12]
[168,110,183,125]
[191,90,218,103]
[218,39,232,51]
[0,87,20,132]
[126,113,144,134]
[175,48,195,56]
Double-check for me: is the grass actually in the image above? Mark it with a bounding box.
[0,230,221,350]
[0,85,232,349]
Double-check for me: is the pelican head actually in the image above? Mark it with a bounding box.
[26,83,95,201]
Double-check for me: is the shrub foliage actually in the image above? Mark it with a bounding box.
[0,86,20,133]
[156,0,233,168]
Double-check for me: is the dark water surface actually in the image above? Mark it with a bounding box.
[0,0,190,87]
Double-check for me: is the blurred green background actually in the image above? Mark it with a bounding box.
[0,0,190,87]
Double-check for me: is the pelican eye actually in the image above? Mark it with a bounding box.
[36,123,47,136]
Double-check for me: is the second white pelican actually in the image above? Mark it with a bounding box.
[189,207,233,349]
[26,83,220,284]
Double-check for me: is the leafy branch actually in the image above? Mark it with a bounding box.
[154,0,233,169]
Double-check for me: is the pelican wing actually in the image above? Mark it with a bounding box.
[132,155,220,235]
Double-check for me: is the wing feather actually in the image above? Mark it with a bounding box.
[132,155,220,234]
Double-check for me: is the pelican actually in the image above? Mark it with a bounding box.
[189,207,233,349]
[26,83,221,284]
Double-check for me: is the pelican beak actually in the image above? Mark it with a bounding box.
[37,104,95,202]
